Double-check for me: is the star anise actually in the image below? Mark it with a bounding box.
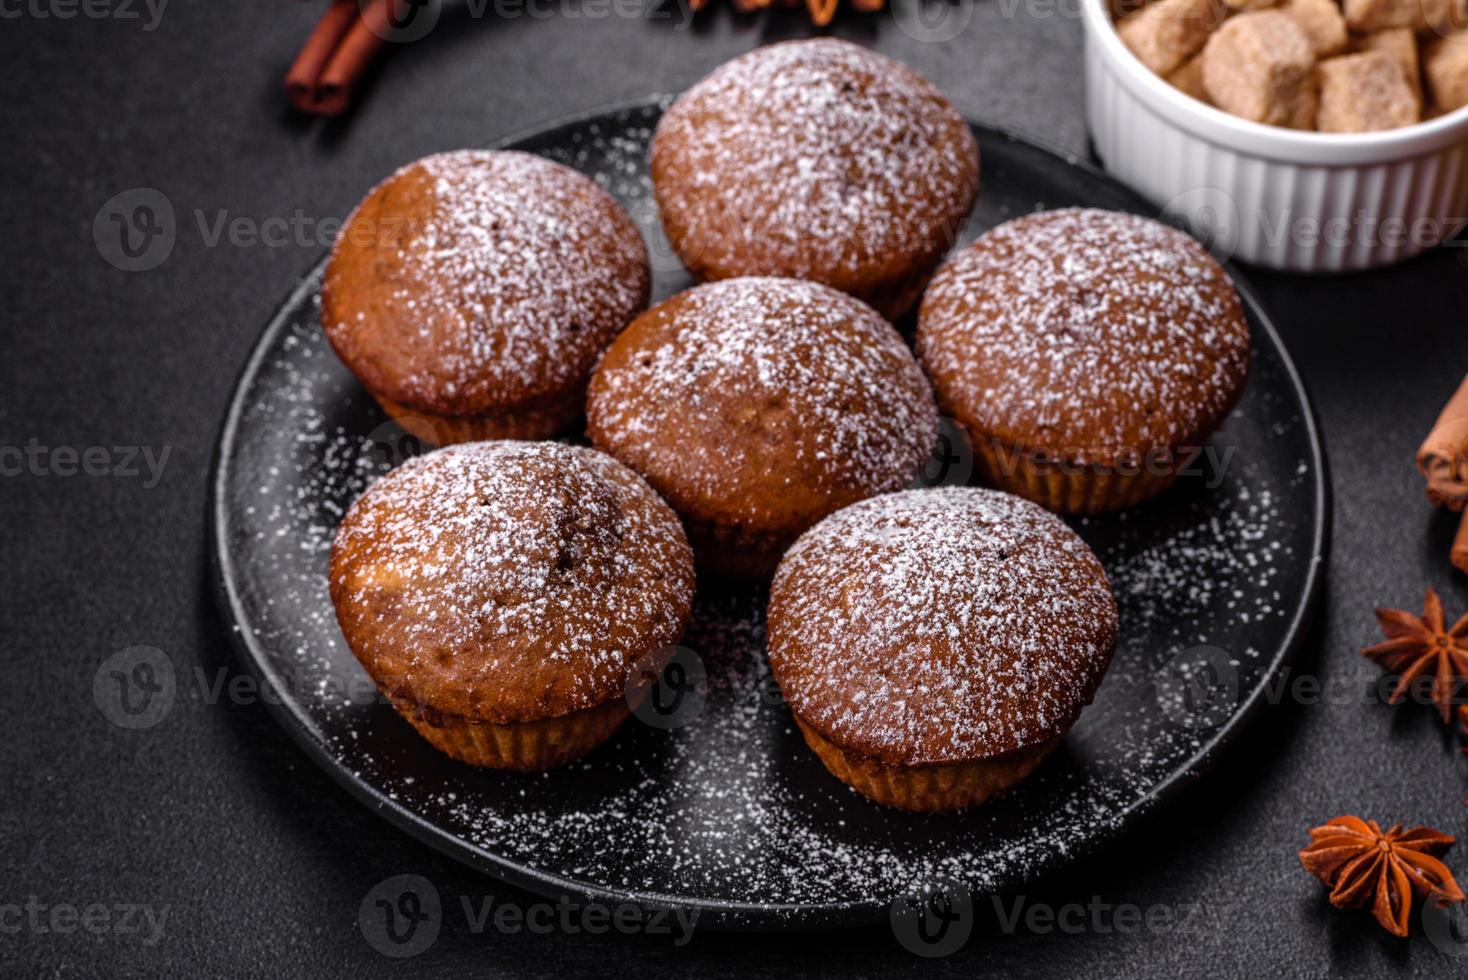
[1299,816,1466,937]
[689,0,885,27]
[1362,588,1468,724]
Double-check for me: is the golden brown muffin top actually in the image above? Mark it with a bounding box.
[650,39,979,303]
[322,150,649,418]
[328,441,694,725]
[917,208,1251,467]
[767,488,1118,767]
[586,277,937,542]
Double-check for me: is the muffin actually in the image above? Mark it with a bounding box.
[917,208,1252,514]
[585,277,937,580]
[650,39,980,321]
[328,441,695,769]
[767,488,1118,812]
[322,150,650,445]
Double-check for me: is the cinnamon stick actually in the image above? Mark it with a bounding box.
[284,0,397,117]
[1417,373,1468,512]
[284,0,359,114]
[315,0,394,117]
[1455,512,1468,575]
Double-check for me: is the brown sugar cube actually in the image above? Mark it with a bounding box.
[1343,0,1454,32]
[1425,30,1468,112]
[1168,51,1213,101]
[1316,51,1421,130]
[1119,0,1226,75]
[1202,11,1320,127]
[1279,0,1348,56]
[1111,0,1153,19]
[1350,27,1421,104]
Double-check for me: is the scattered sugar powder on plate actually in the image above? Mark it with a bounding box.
[212,104,1323,921]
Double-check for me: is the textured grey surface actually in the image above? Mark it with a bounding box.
[2,3,1468,977]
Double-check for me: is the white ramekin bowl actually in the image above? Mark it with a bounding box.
[1083,0,1468,272]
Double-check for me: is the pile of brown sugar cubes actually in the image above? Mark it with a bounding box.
[1115,0,1468,132]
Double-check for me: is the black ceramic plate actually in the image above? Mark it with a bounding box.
[210,100,1329,930]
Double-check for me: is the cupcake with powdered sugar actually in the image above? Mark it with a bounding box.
[322,150,649,445]
[650,39,980,321]
[766,487,1118,812]
[329,441,695,770]
[918,208,1251,514]
[586,277,937,579]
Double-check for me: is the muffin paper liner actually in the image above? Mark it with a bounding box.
[970,433,1181,515]
[374,386,585,446]
[679,511,794,581]
[794,716,1059,813]
[387,694,631,770]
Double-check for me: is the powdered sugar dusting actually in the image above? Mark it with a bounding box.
[216,105,1325,922]
[322,149,648,414]
[588,277,936,525]
[769,488,1117,766]
[918,208,1251,462]
[651,39,978,281]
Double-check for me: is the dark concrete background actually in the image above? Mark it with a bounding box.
[3,2,1468,976]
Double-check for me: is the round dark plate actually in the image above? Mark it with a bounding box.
[209,100,1329,930]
